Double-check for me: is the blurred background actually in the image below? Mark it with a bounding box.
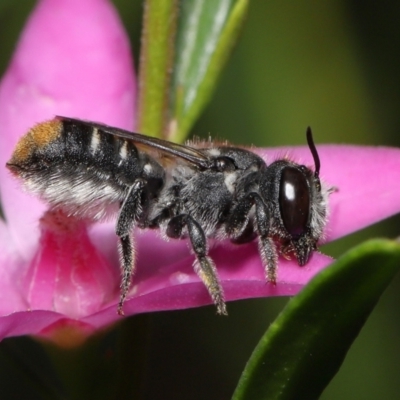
[0,1,399,399]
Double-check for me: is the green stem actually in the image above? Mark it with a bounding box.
[137,0,178,138]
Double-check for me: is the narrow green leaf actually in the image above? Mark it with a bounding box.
[232,239,400,400]
[169,0,248,142]
[137,0,178,138]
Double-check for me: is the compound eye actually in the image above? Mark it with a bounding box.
[279,167,310,237]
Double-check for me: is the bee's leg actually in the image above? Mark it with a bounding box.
[252,194,278,283]
[117,234,134,316]
[227,193,277,283]
[226,194,256,240]
[167,214,227,315]
[115,179,146,315]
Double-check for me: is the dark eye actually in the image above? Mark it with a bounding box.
[279,167,310,237]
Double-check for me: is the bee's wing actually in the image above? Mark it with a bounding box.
[59,116,212,169]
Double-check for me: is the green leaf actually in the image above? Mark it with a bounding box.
[232,239,400,400]
[137,0,178,138]
[169,0,248,142]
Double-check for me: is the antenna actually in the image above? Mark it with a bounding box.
[306,127,320,178]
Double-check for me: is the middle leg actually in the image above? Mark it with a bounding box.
[167,214,227,315]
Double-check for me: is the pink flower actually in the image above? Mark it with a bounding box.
[0,0,400,344]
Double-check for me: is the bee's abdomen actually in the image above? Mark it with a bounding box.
[7,118,145,219]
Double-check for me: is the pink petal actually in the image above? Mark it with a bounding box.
[0,0,135,259]
[0,221,27,314]
[84,236,333,328]
[22,211,119,319]
[0,232,333,340]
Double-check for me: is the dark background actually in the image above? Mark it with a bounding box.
[0,1,399,399]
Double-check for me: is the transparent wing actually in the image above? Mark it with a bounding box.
[58,116,212,169]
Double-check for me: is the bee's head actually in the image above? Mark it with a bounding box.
[260,128,328,265]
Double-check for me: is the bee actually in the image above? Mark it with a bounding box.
[6,117,329,315]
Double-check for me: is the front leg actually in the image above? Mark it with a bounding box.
[167,214,227,315]
[252,194,278,283]
[116,179,146,315]
[226,193,255,240]
[227,192,278,283]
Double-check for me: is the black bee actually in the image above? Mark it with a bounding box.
[6,117,329,315]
